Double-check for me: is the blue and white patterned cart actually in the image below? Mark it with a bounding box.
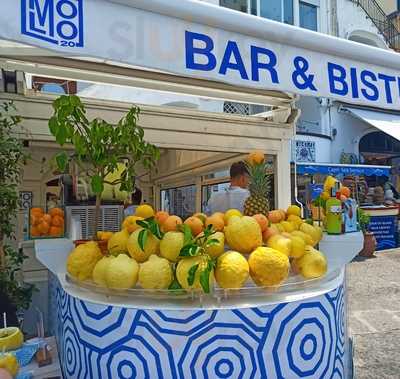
[39,233,361,379]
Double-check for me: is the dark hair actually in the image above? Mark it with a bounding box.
[230,161,249,179]
[131,188,142,205]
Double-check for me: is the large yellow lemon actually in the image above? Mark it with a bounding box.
[160,231,185,262]
[215,251,249,289]
[248,247,289,287]
[138,255,173,289]
[135,204,155,219]
[105,254,139,289]
[67,241,103,281]
[225,216,262,254]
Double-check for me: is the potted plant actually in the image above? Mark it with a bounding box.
[357,208,376,257]
[49,95,160,249]
[0,101,35,327]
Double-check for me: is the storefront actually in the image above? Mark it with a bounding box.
[1,0,400,378]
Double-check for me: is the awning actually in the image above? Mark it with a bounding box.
[296,163,390,176]
[344,107,400,142]
[1,0,400,110]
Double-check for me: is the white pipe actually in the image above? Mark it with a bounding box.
[108,0,400,70]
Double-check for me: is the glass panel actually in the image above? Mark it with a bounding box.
[284,0,294,24]
[251,0,257,15]
[260,0,282,22]
[161,185,196,220]
[202,182,230,213]
[220,0,248,13]
[40,83,66,94]
[300,2,318,31]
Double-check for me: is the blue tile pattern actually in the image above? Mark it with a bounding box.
[52,279,346,379]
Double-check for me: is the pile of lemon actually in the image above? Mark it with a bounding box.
[66,204,328,292]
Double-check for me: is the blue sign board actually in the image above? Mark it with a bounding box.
[369,215,398,251]
[309,184,324,201]
[297,164,390,177]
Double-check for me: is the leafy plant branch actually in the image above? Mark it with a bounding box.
[49,95,160,240]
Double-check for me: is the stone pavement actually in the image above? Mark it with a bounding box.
[347,249,400,379]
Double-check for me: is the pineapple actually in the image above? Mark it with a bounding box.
[243,152,271,216]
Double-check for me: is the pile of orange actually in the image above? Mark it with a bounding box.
[30,207,65,238]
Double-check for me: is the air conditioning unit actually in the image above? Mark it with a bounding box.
[65,205,124,240]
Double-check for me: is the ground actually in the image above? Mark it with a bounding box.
[347,249,400,379]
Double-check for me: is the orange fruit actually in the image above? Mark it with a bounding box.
[30,226,41,237]
[340,186,351,198]
[42,214,52,224]
[155,211,169,226]
[49,226,63,237]
[212,212,225,220]
[205,215,225,232]
[37,221,50,235]
[246,151,265,165]
[49,207,64,218]
[51,215,64,227]
[268,210,283,224]
[262,227,279,243]
[252,214,269,232]
[30,214,40,226]
[31,208,44,216]
[193,213,207,225]
[162,215,183,232]
[184,216,204,236]
[278,209,287,220]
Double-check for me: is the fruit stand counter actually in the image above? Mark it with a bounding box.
[35,233,362,379]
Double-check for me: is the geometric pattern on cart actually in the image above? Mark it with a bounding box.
[53,280,346,379]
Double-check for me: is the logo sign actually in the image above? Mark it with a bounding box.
[296,140,316,163]
[21,0,84,47]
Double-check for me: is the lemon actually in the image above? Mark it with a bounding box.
[287,214,303,228]
[248,247,289,287]
[176,256,214,291]
[296,247,327,279]
[107,229,130,256]
[272,223,285,233]
[160,231,184,262]
[225,216,262,254]
[313,225,324,243]
[138,255,173,289]
[324,175,337,192]
[205,231,225,258]
[67,241,103,281]
[267,235,292,256]
[280,221,296,233]
[92,256,115,287]
[127,229,160,263]
[97,231,114,241]
[227,215,241,226]
[135,204,155,219]
[105,254,139,289]
[215,251,249,289]
[122,215,143,233]
[291,230,314,247]
[321,191,330,201]
[0,327,23,352]
[224,209,242,225]
[0,354,19,377]
[287,205,301,217]
[289,235,306,258]
[299,223,319,247]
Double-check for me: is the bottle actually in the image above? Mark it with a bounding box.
[326,183,342,234]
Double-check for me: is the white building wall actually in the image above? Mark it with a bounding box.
[336,0,388,46]
[293,135,332,162]
[329,105,372,163]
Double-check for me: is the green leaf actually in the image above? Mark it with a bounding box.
[55,124,68,145]
[206,238,219,247]
[55,152,68,172]
[48,116,58,136]
[136,219,149,229]
[187,264,199,286]
[91,175,104,195]
[138,229,148,252]
[179,245,199,257]
[168,278,184,293]
[182,224,193,246]
[200,266,211,293]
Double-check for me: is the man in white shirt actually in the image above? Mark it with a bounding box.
[207,162,250,214]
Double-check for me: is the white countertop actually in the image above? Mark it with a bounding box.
[35,233,362,310]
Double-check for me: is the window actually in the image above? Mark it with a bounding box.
[300,1,318,31]
[220,0,248,13]
[161,185,196,220]
[260,0,293,24]
[221,0,320,30]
